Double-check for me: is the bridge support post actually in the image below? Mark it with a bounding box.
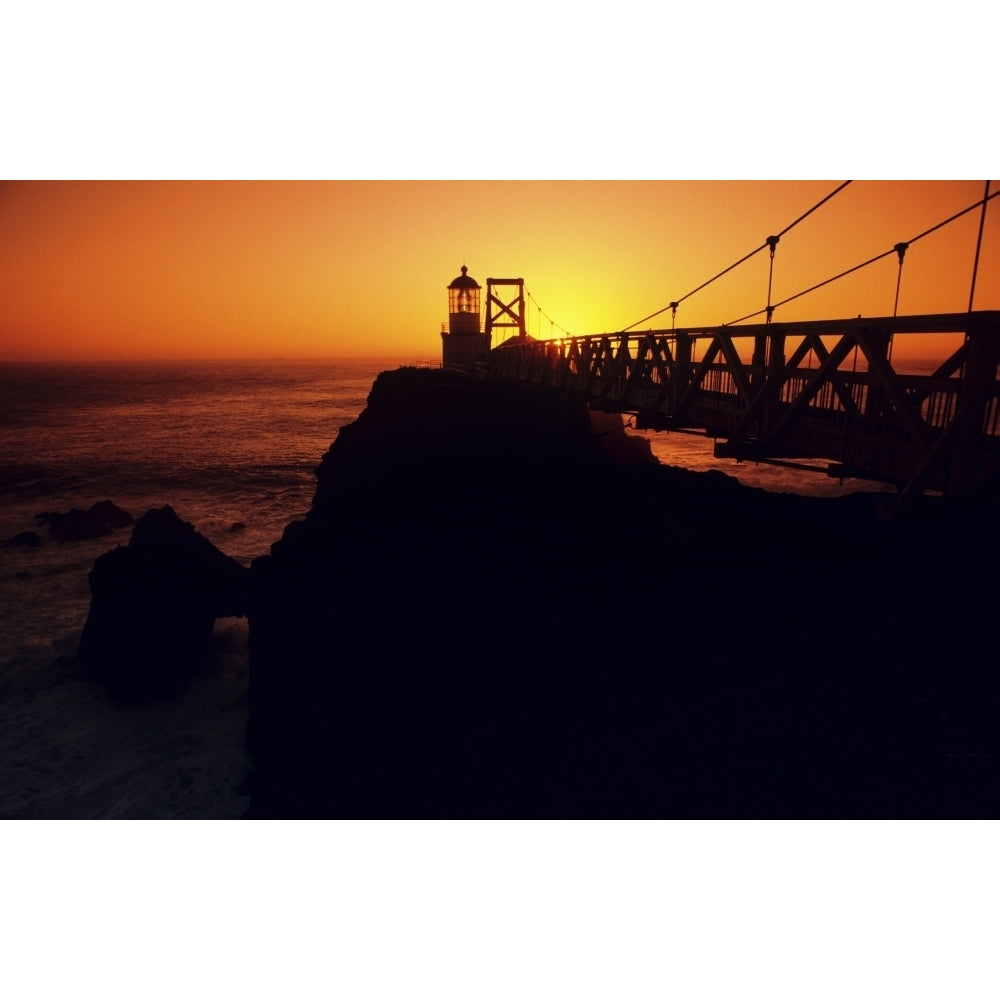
[736,330,786,443]
[673,332,692,412]
[768,332,785,371]
[751,335,767,391]
[762,331,786,438]
[947,312,1000,496]
[863,328,892,419]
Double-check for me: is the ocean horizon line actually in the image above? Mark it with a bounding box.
[0,353,430,366]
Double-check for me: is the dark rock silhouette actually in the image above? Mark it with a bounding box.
[243,367,1000,818]
[38,507,114,542]
[87,500,134,530]
[78,505,250,702]
[587,408,658,464]
[3,530,42,548]
[36,501,134,543]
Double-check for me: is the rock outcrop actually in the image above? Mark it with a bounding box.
[87,500,135,530]
[78,506,250,701]
[36,501,134,543]
[3,530,42,548]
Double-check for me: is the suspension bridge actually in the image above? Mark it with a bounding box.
[451,182,1000,502]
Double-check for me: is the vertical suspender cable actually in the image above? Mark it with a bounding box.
[765,236,779,323]
[968,180,991,313]
[892,243,908,318]
[840,338,861,483]
[890,241,908,363]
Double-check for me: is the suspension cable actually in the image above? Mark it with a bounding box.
[525,289,572,338]
[906,190,999,247]
[620,242,769,333]
[620,181,852,334]
[776,180,852,239]
[727,247,899,324]
[726,187,1000,326]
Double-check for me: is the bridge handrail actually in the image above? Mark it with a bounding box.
[491,311,1000,347]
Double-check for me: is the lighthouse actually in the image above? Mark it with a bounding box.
[441,266,490,369]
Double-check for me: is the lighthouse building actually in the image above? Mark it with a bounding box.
[441,266,490,369]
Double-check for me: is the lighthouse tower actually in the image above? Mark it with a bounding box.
[441,266,490,369]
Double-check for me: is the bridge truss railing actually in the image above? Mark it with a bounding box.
[484,311,1000,498]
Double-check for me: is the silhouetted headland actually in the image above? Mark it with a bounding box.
[236,366,1000,818]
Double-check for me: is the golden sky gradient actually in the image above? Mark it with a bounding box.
[1,180,997,362]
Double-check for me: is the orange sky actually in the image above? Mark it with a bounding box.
[1,180,997,363]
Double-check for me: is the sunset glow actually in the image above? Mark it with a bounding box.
[1,180,997,363]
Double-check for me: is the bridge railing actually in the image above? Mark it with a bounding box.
[484,311,1000,498]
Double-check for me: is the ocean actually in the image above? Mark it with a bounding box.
[0,356,895,819]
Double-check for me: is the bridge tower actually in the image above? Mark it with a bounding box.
[441,266,489,369]
[485,278,527,343]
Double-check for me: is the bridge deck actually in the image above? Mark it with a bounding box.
[484,311,1000,499]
